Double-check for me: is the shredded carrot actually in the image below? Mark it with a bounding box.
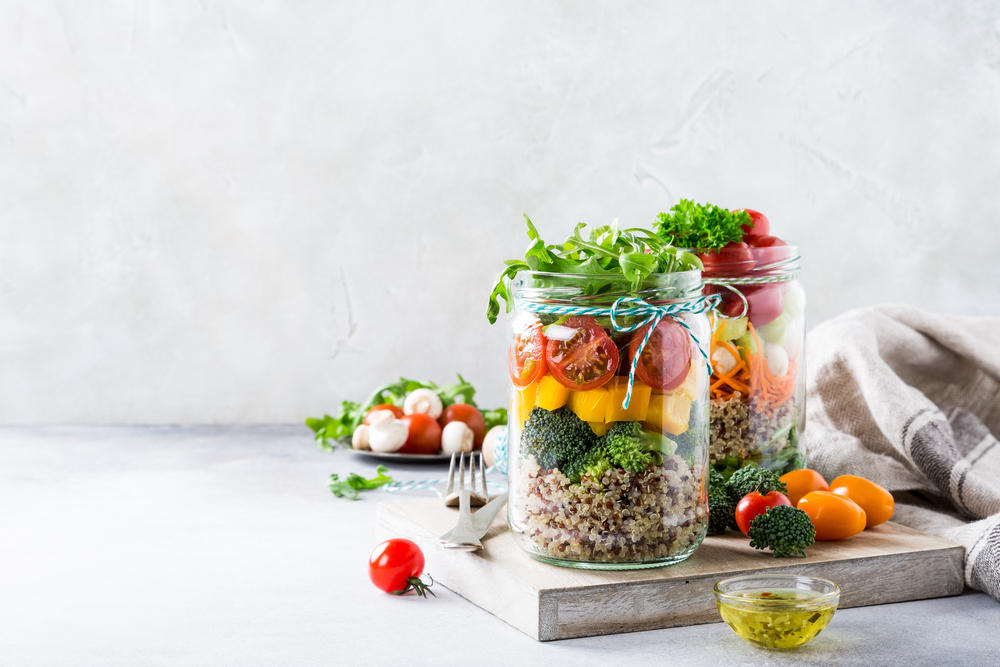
[708,320,798,409]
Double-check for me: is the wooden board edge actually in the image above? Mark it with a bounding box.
[535,544,966,641]
[375,503,543,641]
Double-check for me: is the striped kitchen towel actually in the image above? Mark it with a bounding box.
[804,305,1000,601]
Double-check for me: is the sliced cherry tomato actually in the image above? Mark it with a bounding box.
[829,475,894,528]
[363,404,405,424]
[744,284,784,328]
[698,241,756,278]
[739,209,770,237]
[368,539,434,597]
[509,315,547,389]
[703,283,747,319]
[748,235,793,266]
[544,316,619,391]
[629,318,691,391]
[397,413,442,455]
[780,469,829,507]
[797,490,867,540]
[735,491,792,535]
[439,403,486,448]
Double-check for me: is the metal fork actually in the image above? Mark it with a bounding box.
[443,451,489,508]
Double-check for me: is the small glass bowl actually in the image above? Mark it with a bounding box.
[714,574,840,650]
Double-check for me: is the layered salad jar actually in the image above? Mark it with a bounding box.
[505,271,712,569]
[683,215,806,478]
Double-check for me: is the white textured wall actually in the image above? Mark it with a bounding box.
[2,1,999,423]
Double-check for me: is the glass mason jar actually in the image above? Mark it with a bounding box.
[506,271,712,569]
[697,243,806,478]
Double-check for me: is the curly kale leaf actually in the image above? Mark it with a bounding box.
[654,200,751,250]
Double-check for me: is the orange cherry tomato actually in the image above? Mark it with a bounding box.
[829,475,894,528]
[780,469,830,507]
[797,491,867,541]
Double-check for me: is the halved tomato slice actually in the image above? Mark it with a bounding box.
[629,318,691,391]
[544,316,619,391]
[508,314,547,389]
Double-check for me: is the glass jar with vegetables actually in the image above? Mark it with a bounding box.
[654,202,807,479]
[486,217,716,569]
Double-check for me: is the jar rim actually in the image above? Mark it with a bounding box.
[510,269,704,306]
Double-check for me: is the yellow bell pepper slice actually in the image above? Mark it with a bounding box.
[588,421,608,436]
[568,386,609,423]
[535,374,571,412]
[604,377,651,423]
[511,378,540,427]
[643,391,694,436]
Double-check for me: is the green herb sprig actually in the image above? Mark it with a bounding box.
[486,215,702,324]
[654,200,751,250]
[329,465,395,500]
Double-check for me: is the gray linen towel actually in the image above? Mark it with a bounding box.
[805,305,1000,601]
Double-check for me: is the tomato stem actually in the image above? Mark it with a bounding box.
[389,574,436,598]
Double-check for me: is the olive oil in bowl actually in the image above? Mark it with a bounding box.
[714,575,840,650]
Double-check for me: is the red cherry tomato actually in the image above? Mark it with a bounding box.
[368,538,425,593]
[363,404,405,424]
[739,209,770,238]
[735,491,792,535]
[699,242,756,277]
[748,235,793,266]
[629,318,692,391]
[744,284,785,328]
[439,403,486,448]
[398,413,442,455]
[544,316,619,391]
[746,234,786,248]
[509,315,547,389]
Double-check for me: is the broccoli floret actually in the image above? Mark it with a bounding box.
[595,421,652,472]
[579,452,612,483]
[747,504,816,558]
[707,469,736,535]
[726,465,788,505]
[520,406,598,479]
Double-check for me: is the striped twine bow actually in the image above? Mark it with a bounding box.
[519,294,720,410]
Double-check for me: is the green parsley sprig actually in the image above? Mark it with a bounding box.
[654,200,752,250]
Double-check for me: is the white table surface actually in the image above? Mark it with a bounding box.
[3,425,999,667]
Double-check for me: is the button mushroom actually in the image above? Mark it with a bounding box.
[711,345,739,376]
[352,424,371,451]
[441,420,474,455]
[764,342,790,378]
[403,388,443,420]
[368,416,410,453]
[482,425,505,467]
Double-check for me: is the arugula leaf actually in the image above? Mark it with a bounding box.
[482,407,508,430]
[486,216,701,324]
[329,465,395,500]
[654,200,751,250]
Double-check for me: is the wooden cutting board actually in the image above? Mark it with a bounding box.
[375,498,965,642]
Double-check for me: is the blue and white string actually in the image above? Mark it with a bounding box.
[518,294,719,409]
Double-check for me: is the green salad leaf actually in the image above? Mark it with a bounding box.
[486,215,702,324]
[654,200,751,250]
[329,465,395,500]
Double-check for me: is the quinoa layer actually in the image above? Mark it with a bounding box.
[511,456,707,563]
[709,392,797,464]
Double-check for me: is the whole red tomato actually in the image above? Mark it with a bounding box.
[544,316,619,391]
[363,404,405,424]
[739,209,770,238]
[368,538,434,597]
[735,491,792,535]
[398,413,442,455]
[439,403,486,447]
[698,242,756,277]
[628,318,691,391]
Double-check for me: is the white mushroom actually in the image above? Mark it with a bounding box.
[352,424,371,451]
[711,345,738,376]
[403,388,443,419]
[764,342,790,378]
[482,425,505,467]
[368,418,410,453]
[366,409,396,427]
[441,421,474,455]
